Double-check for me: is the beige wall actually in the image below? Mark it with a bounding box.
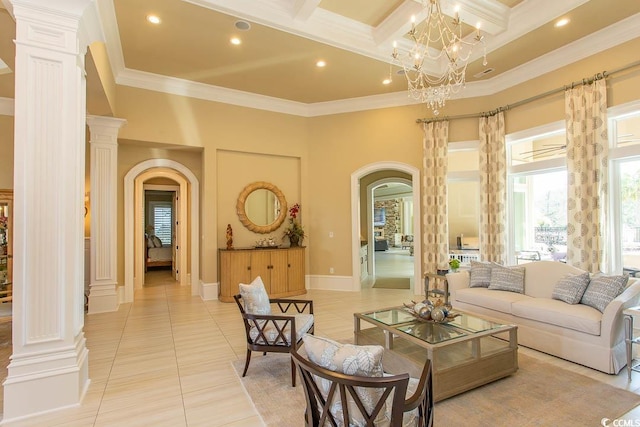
[114,86,309,284]
[3,37,640,292]
[0,115,13,189]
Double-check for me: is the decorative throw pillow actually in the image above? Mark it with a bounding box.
[469,261,493,288]
[303,335,385,425]
[552,272,591,304]
[151,235,163,248]
[147,237,154,248]
[239,276,271,315]
[580,274,629,313]
[303,335,384,377]
[488,265,525,293]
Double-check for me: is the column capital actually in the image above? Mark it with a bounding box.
[87,115,127,138]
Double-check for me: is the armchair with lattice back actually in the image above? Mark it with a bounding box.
[291,336,434,427]
[233,276,314,387]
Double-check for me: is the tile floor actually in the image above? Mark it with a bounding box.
[0,269,639,426]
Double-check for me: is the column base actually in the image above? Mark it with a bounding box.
[88,281,119,314]
[2,334,89,422]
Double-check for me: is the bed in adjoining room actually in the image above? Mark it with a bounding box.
[146,234,172,271]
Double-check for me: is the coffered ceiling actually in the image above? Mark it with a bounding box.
[1,0,639,116]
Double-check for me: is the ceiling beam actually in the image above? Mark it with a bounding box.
[291,0,321,21]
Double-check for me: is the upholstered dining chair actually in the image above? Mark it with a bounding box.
[233,276,314,387]
[291,341,434,427]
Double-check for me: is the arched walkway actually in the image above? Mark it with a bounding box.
[124,159,200,302]
[350,161,421,295]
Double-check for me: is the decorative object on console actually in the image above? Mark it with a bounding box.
[226,224,234,250]
[283,203,304,247]
[391,0,487,115]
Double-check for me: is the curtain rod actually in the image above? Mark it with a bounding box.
[416,60,640,124]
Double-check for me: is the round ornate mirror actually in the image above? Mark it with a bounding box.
[236,181,287,233]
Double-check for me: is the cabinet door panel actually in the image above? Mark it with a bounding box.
[270,251,289,295]
[250,250,272,293]
[219,250,251,301]
[287,248,305,293]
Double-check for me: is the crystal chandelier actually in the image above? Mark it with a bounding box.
[392,0,487,115]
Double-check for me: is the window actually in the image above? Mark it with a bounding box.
[507,123,566,265]
[447,142,480,258]
[150,201,172,246]
[610,102,640,275]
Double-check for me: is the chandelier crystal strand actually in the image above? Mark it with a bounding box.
[392,0,487,115]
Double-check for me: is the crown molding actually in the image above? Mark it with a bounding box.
[0,97,14,116]
[116,68,311,116]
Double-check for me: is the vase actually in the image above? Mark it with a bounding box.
[289,235,300,247]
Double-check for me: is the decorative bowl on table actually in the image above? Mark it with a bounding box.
[403,299,459,323]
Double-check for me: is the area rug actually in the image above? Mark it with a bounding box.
[372,277,410,289]
[232,352,640,427]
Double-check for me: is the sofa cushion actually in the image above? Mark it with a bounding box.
[469,261,492,288]
[488,265,525,294]
[511,298,602,336]
[456,288,531,314]
[239,276,271,315]
[552,272,591,304]
[581,274,629,313]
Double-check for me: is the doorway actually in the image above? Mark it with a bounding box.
[367,179,414,290]
[144,185,178,284]
[124,159,200,303]
[350,161,421,295]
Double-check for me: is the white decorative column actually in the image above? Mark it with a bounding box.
[3,0,100,420]
[87,116,125,314]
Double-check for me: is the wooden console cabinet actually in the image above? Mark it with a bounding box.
[219,247,306,302]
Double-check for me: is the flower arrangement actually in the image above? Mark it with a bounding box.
[449,258,460,272]
[283,203,305,246]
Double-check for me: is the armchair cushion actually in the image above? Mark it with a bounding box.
[249,313,314,345]
[303,335,387,426]
[239,276,271,315]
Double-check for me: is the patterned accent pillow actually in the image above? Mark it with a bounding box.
[469,261,493,288]
[552,272,591,304]
[239,276,271,315]
[580,274,629,313]
[303,335,386,425]
[488,265,525,293]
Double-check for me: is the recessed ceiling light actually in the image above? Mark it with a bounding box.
[316,60,326,68]
[146,15,161,25]
[235,20,251,31]
[230,37,241,45]
[555,18,570,28]
[382,78,392,85]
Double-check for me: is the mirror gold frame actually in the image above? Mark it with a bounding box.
[236,181,287,233]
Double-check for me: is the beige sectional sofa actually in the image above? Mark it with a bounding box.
[446,261,640,374]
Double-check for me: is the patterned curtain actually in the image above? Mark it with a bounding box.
[565,79,609,273]
[422,121,449,275]
[479,112,507,264]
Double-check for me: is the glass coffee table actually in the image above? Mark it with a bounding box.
[354,306,518,402]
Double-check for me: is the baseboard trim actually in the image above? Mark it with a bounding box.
[201,281,219,300]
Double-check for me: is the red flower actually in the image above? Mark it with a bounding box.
[288,203,300,220]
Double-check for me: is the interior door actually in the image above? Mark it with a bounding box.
[172,190,178,281]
